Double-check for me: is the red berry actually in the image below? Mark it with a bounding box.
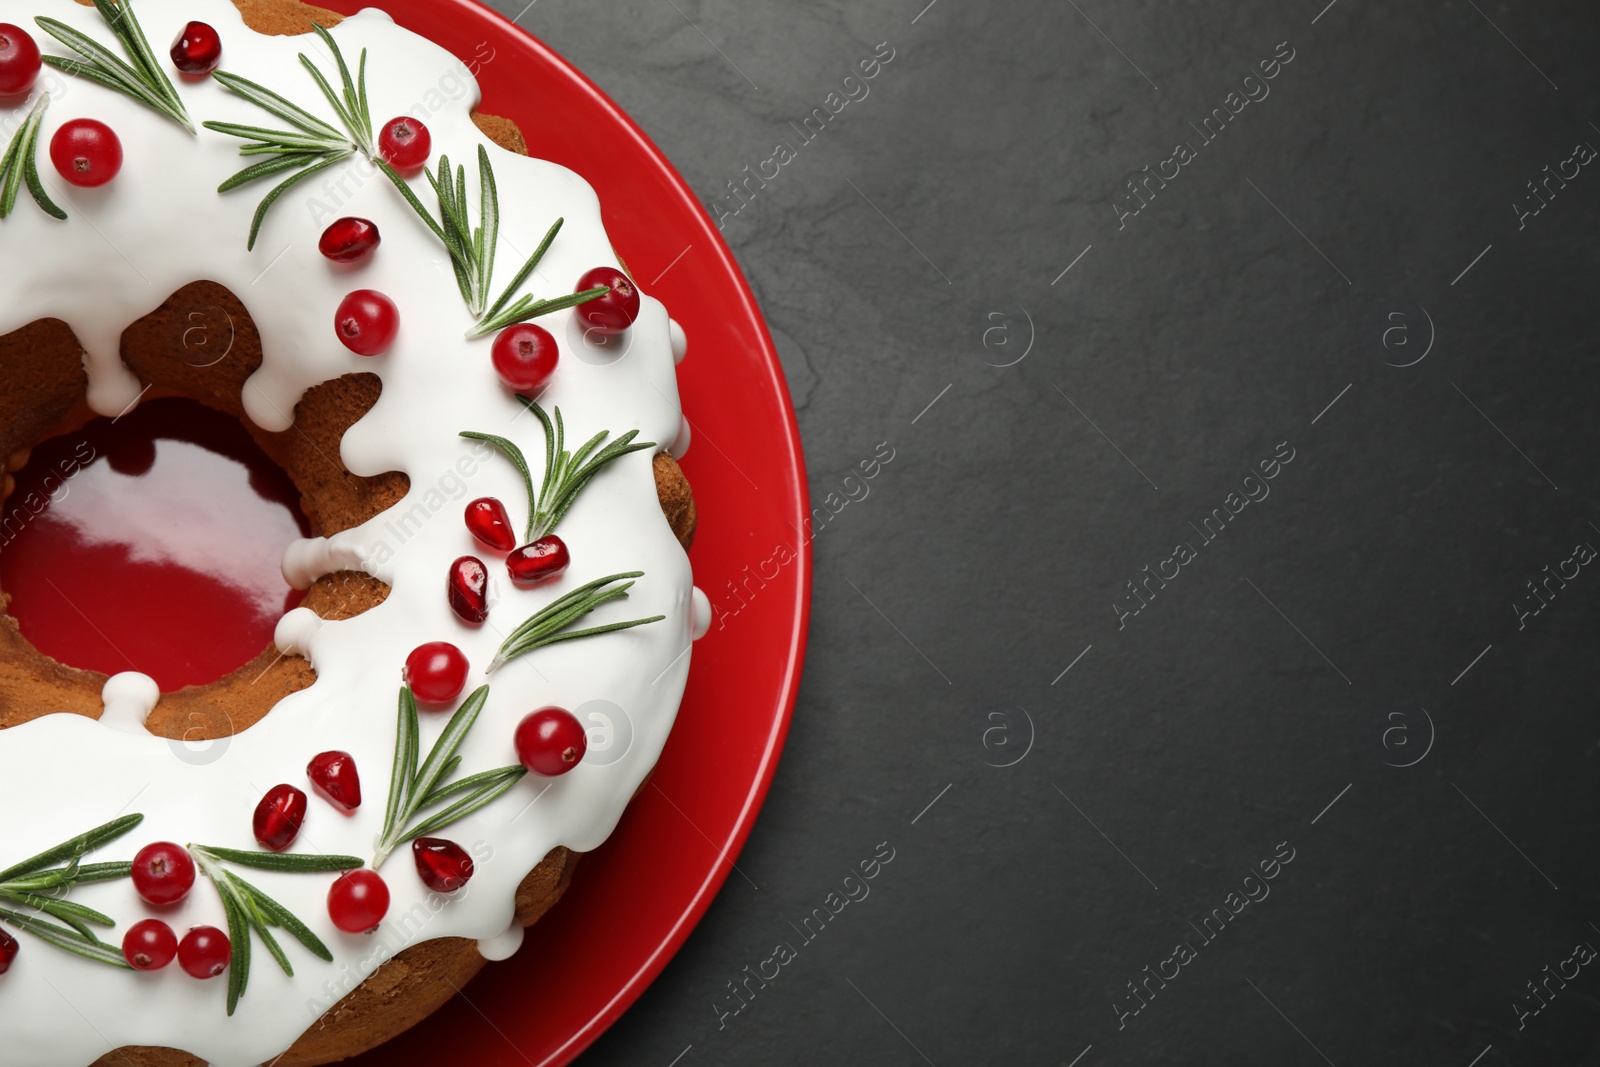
[412,838,474,893]
[574,267,639,336]
[448,556,490,624]
[123,919,178,971]
[252,784,308,851]
[169,21,221,76]
[308,750,362,813]
[50,120,122,188]
[0,24,42,96]
[515,706,587,776]
[405,641,469,705]
[328,869,390,933]
[131,842,195,906]
[378,116,431,171]
[506,535,570,588]
[178,926,231,979]
[335,289,399,356]
[490,324,559,394]
[319,217,380,263]
[0,927,16,974]
[465,497,516,553]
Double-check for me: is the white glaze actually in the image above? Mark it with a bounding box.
[0,4,703,1064]
[475,920,523,962]
[668,318,687,364]
[98,672,160,733]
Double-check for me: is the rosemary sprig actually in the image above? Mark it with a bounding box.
[0,814,143,968]
[204,24,371,249]
[381,151,610,336]
[0,95,66,221]
[35,0,192,132]
[187,845,363,1015]
[373,685,527,869]
[489,572,665,672]
[462,397,654,542]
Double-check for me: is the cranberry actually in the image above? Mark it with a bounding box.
[465,497,517,553]
[405,641,470,705]
[131,842,195,906]
[335,289,399,356]
[252,784,308,851]
[169,21,221,76]
[507,535,570,588]
[0,927,16,974]
[308,750,362,813]
[412,837,474,893]
[574,267,639,336]
[0,24,41,96]
[448,556,490,624]
[490,324,559,394]
[50,120,123,188]
[177,926,231,979]
[378,116,431,172]
[123,919,178,971]
[515,706,587,776]
[319,217,380,263]
[328,869,390,933]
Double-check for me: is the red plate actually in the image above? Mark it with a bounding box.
[0,2,809,1062]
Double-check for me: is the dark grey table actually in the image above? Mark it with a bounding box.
[488,1,1600,1063]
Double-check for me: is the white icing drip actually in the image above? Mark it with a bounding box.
[691,586,711,640]
[672,418,691,458]
[281,535,365,590]
[475,921,524,962]
[273,607,323,659]
[669,318,687,364]
[0,5,694,1065]
[99,672,161,733]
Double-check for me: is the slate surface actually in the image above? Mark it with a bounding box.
[481,0,1600,1063]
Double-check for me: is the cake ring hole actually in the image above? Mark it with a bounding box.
[0,397,310,691]
[0,282,409,738]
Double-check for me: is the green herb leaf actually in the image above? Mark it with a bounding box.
[0,813,142,883]
[35,0,193,132]
[190,846,363,874]
[0,905,130,969]
[464,399,653,541]
[490,571,665,672]
[373,685,527,867]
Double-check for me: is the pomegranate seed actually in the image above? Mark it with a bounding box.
[169,21,221,75]
[405,641,470,705]
[328,869,390,933]
[412,838,474,893]
[490,324,559,394]
[378,116,431,172]
[448,556,490,624]
[0,927,16,974]
[465,497,517,553]
[574,267,639,336]
[307,750,362,813]
[177,926,231,979]
[507,535,570,588]
[131,842,195,906]
[0,24,42,96]
[50,120,122,188]
[252,784,308,852]
[515,707,587,776]
[123,919,178,971]
[319,217,381,263]
[335,289,399,356]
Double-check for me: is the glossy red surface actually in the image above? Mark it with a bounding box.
[0,397,307,691]
[2,2,808,1063]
